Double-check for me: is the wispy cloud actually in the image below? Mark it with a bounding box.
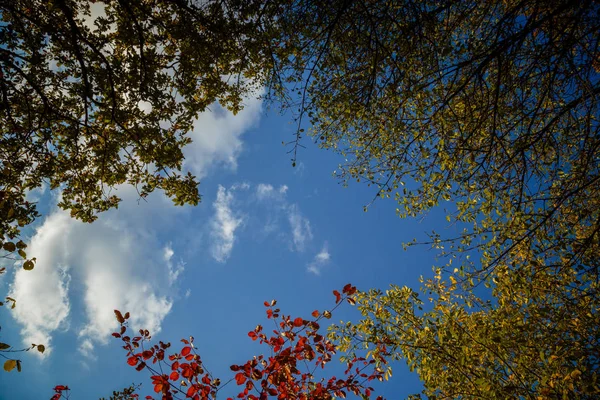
[288,204,313,252]
[307,242,331,275]
[255,183,288,202]
[210,185,245,263]
[164,244,185,285]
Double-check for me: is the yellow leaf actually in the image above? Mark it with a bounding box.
[3,359,17,372]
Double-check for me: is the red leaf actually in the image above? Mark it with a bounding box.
[127,356,138,366]
[342,284,356,295]
[136,361,146,371]
[333,290,341,303]
[53,385,67,391]
[170,371,180,381]
[114,310,125,324]
[235,372,247,385]
[181,346,192,356]
[264,301,270,307]
[142,350,153,360]
[293,317,304,327]
[112,333,121,338]
[230,365,240,371]
[187,385,198,397]
[311,310,319,318]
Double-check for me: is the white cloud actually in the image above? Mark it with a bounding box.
[8,212,72,354]
[288,204,313,252]
[8,88,265,359]
[9,188,180,358]
[210,185,245,263]
[184,94,263,178]
[307,242,331,275]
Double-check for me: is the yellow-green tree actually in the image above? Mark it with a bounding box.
[262,1,600,397]
[268,0,600,281]
[329,263,600,399]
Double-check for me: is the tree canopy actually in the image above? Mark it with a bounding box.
[268,0,600,281]
[0,0,265,245]
[262,1,600,398]
[0,0,267,369]
[329,267,600,399]
[2,0,600,398]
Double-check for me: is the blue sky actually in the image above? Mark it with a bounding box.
[0,94,453,399]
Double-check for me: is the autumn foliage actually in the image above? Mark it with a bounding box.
[111,285,385,400]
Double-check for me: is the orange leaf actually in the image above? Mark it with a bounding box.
[170,371,179,381]
[311,310,319,318]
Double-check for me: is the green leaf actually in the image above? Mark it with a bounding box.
[23,260,34,271]
[0,343,10,350]
[37,344,45,354]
